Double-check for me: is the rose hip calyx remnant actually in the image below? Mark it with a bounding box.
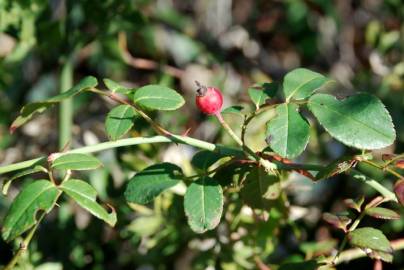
[195,81,223,115]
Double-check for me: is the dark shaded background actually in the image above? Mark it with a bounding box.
[0,0,403,269]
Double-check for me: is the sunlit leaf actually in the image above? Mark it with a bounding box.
[343,197,364,212]
[348,227,392,262]
[248,82,277,109]
[52,153,102,171]
[266,103,310,159]
[2,165,48,195]
[323,213,351,231]
[59,179,117,226]
[103,78,131,94]
[133,85,184,110]
[283,68,329,101]
[10,102,53,133]
[10,76,97,132]
[2,180,61,241]
[308,93,396,149]
[105,105,137,140]
[47,76,97,102]
[365,207,400,220]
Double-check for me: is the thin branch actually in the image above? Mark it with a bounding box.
[329,238,404,265]
[215,112,243,146]
[118,32,184,78]
[4,212,47,270]
[88,88,171,136]
[0,136,242,175]
[349,169,397,203]
[362,159,403,179]
[0,135,325,177]
[383,153,404,167]
[215,112,278,174]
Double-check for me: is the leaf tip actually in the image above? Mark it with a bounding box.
[9,125,17,134]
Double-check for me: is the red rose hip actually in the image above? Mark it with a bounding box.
[195,81,223,115]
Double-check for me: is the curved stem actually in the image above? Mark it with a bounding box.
[0,136,242,175]
[215,112,243,146]
[214,112,277,173]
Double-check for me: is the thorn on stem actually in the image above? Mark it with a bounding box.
[182,127,192,137]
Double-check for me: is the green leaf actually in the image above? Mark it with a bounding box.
[103,78,131,94]
[125,163,182,205]
[10,102,54,133]
[240,167,280,209]
[308,93,396,149]
[191,150,228,171]
[248,82,278,109]
[133,84,185,110]
[283,68,329,101]
[47,76,97,102]
[10,76,98,132]
[105,105,137,140]
[348,227,393,259]
[184,176,223,233]
[52,153,102,171]
[365,207,400,220]
[2,165,48,195]
[344,197,364,212]
[127,216,163,237]
[59,179,117,226]
[2,180,61,241]
[323,213,351,231]
[221,105,245,116]
[266,103,310,159]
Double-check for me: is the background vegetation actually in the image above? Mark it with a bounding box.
[0,0,403,269]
